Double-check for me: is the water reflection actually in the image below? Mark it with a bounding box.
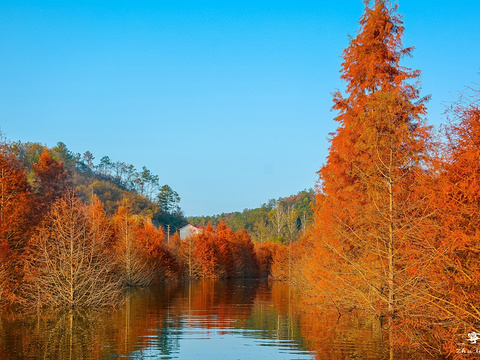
[0,280,406,359]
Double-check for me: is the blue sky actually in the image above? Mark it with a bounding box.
[1,1,479,216]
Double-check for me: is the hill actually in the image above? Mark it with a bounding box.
[4,138,187,233]
[188,189,316,244]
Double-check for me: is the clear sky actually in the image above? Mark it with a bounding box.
[1,1,479,216]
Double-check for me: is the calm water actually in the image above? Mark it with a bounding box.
[0,280,394,359]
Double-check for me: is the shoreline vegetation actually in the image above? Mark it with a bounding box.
[0,144,273,309]
[1,1,479,358]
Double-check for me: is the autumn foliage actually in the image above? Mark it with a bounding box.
[0,152,32,304]
[1,2,480,357]
[176,221,259,279]
[417,87,480,354]
[33,149,70,214]
[265,1,480,357]
[0,140,262,310]
[25,192,120,309]
[297,0,431,325]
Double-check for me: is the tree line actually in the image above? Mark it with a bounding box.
[188,189,316,244]
[4,139,186,232]
[263,0,480,357]
[0,143,271,310]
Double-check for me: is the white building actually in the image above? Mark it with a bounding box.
[179,224,202,240]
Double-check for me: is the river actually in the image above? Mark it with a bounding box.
[0,279,400,359]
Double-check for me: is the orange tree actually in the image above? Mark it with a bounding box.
[305,0,434,351]
[26,191,120,309]
[135,218,179,282]
[113,204,153,286]
[193,223,220,278]
[0,152,32,304]
[216,221,235,278]
[33,149,70,213]
[232,229,259,278]
[421,86,480,354]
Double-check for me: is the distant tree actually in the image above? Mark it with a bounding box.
[7,141,45,173]
[285,205,298,243]
[77,151,95,173]
[153,184,185,232]
[187,189,315,244]
[138,166,159,200]
[157,185,181,215]
[269,202,286,243]
[33,149,70,212]
[121,163,136,190]
[251,219,270,244]
[84,180,123,214]
[98,156,112,177]
[51,142,77,169]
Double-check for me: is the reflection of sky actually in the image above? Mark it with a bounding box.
[0,280,386,359]
[124,292,315,360]
[130,326,314,360]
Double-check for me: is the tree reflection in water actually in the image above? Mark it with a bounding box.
[0,280,436,359]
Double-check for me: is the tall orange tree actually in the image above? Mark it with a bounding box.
[422,86,480,352]
[232,229,258,278]
[194,223,220,278]
[308,0,432,338]
[177,233,201,278]
[216,221,235,278]
[0,152,31,304]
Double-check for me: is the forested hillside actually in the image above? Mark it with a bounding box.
[188,189,315,244]
[4,139,187,233]
[0,136,272,309]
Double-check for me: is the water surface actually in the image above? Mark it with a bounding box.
[0,280,393,359]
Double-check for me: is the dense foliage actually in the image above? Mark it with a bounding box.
[1,2,479,357]
[0,141,265,310]
[188,189,315,244]
[265,1,480,358]
[5,140,187,233]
